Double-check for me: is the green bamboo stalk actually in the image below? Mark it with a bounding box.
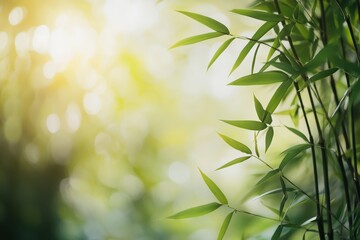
[274,1,335,238]
[273,1,327,239]
[317,1,354,237]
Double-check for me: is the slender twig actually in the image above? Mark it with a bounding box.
[317,1,354,236]
[274,1,327,238]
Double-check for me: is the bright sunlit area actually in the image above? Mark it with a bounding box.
[0,0,283,239]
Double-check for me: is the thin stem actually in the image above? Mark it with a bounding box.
[274,1,326,239]
[316,2,354,234]
[340,37,360,200]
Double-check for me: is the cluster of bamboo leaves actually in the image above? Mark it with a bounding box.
[170,0,360,239]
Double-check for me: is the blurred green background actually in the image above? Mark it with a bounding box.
[0,0,289,239]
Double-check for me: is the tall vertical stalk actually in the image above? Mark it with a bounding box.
[274,1,326,238]
[274,0,335,238]
[318,0,355,236]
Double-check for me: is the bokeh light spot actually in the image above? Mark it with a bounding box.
[66,104,81,132]
[83,92,101,115]
[0,32,9,51]
[15,32,31,56]
[46,113,61,134]
[43,61,57,79]
[32,25,50,54]
[167,161,190,184]
[8,7,24,26]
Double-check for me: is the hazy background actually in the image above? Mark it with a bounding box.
[0,0,296,239]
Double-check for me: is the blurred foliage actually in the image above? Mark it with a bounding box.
[0,0,259,239]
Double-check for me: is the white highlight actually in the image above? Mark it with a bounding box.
[83,92,101,115]
[46,113,61,133]
[9,7,24,26]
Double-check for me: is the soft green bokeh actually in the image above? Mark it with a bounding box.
[0,0,312,239]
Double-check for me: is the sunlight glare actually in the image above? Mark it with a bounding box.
[8,7,24,26]
[32,25,50,54]
[66,104,82,132]
[15,32,31,56]
[83,92,102,115]
[103,0,157,34]
[46,113,61,134]
[0,32,9,51]
[43,61,57,79]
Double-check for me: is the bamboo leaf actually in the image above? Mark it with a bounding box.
[168,202,221,219]
[217,211,234,240]
[331,56,360,77]
[218,133,252,154]
[251,43,261,74]
[285,126,309,142]
[231,9,285,22]
[266,61,297,75]
[265,127,274,152]
[199,169,228,204]
[271,225,283,240]
[222,120,267,131]
[303,44,337,72]
[230,21,278,74]
[254,95,269,123]
[178,11,230,34]
[171,32,224,48]
[229,71,289,86]
[279,144,310,170]
[208,38,235,69]
[266,79,292,114]
[256,169,279,185]
[216,156,251,170]
[254,132,260,157]
[279,177,288,217]
[267,23,294,60]
[253,187,295,200]
[309,68,338,82]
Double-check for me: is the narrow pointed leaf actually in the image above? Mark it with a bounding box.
[256,169,279,185]
[301,216,317,227]
[199,169,228,204]
[253,187,295,200]
[279,195,288,217]
[309,68,338,82]
[285,126,308,142]
[331,56,360,77]
[218,133,252,154]
[217,211,234,240]
[251,43,261,74]
[267,23,294,60]
[178,11,229,34]
[168,202,221,219]
[216,156,251,170]
[229,71,289,86]
[254,132,260,157]
[171,32,224,48]
[266,79,292,113]
[303,44,337,72]
[265,127,274,152]
[279,177,287,217]
[279,144,310,170]
[271,225,283,240]
[267,61,297,74]
[254,95,266,121]
[230,21,278,73]
[208,38,235,69]
[222,120,267,131]
[231,9,285,22]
